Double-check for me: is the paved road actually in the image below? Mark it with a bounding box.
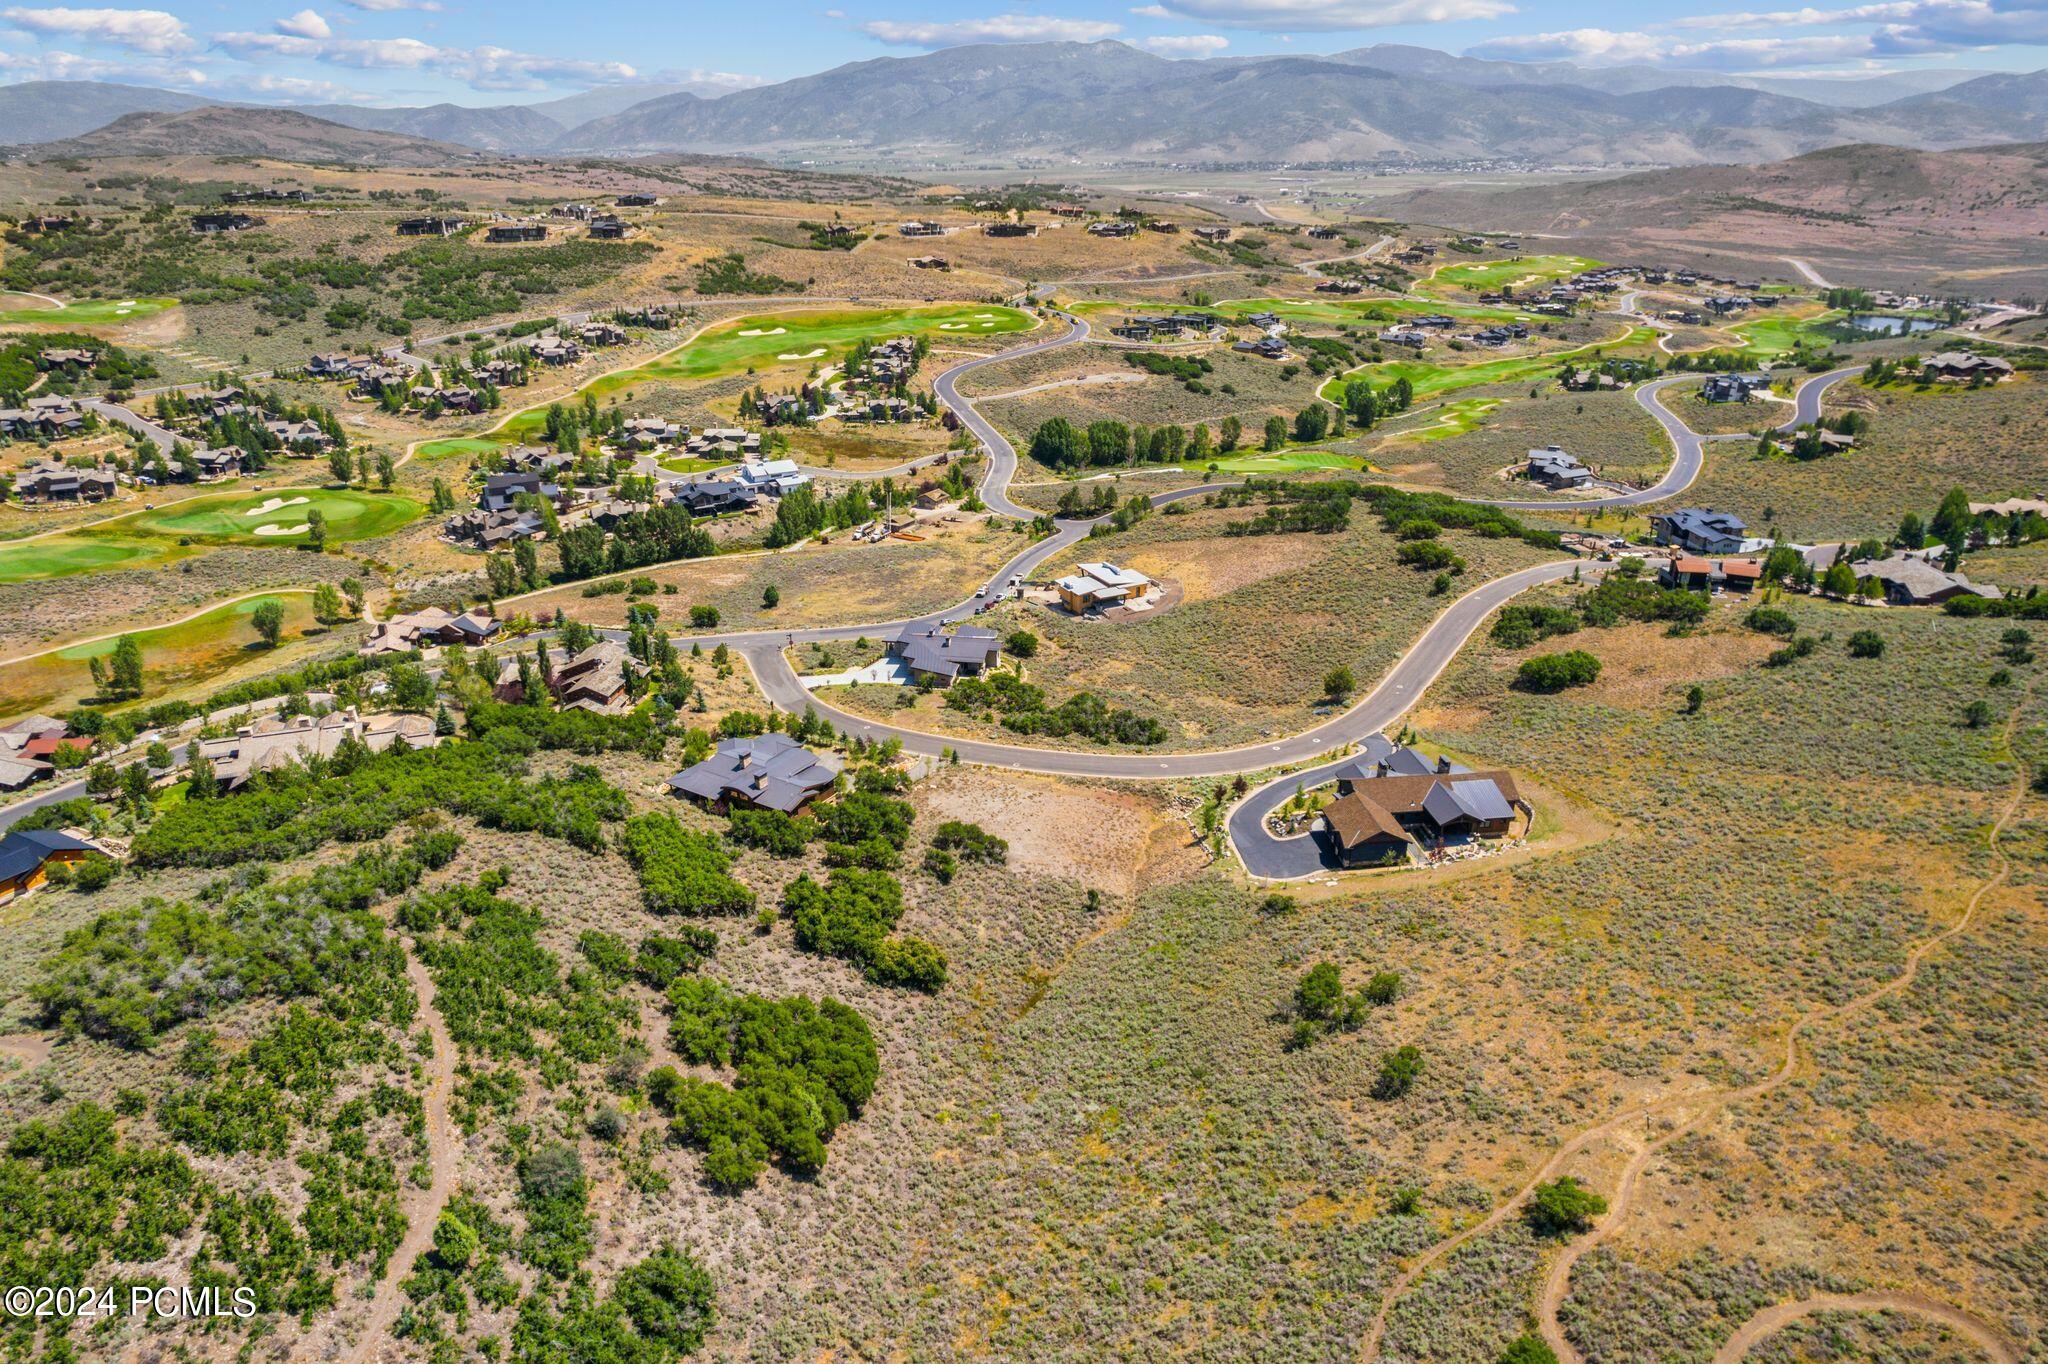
[83,398,193,454]
[931,308,1094,519]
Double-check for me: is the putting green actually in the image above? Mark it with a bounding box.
[0,296,178,326]
[1421,255,1602,296]
[0,488,420,585]
[1726,311,1845,359]
[415,436,503,462]
[1207,450,1368,474]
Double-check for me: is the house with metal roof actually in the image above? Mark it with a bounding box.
[1853,554,2001,606]
[736,457,810,495]
[1317,741,1529,867]
[1055,561,1156,614]
[0,829,104,905]
[1652,508,1757,556]
[888,625,1001,685]
[1523,446,1593,489]
[665,734,842,814]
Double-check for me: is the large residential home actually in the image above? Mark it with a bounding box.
[0,714,66,791]
[266,419,334,452]
[478,358,529,388]
[529,337,583,366]
[670,479,758,518]
[191,211,262,233]
[548,639,632,713]
[1700,373,1768,403]
[898,220,945,237]
[482,470,559,514]
[1853,554,2001,606]
[683,428,761,458]
[577,321,628,347]
[617,193,660,207]
[1088,221,1137,238]
[1972,496,2048,519]
[1659,555,1762,594]
[0,395,87,440]
[485,222,547,243]
[909,255,950,271]
[588,216,632,240]
[1320,741,1530,866]
[360,606,500,656]
[1055,561,1157,614]
[1922,352,2015,384]
[194,709,438,791]
[15,461,118,503]
[665,734,842,814]
[37,348,94,371]
[445,507,544,548]
[737,457,810,496]
[193,447,245,482]
[619,417,685,450]
[396,216,469,236]
[1523,446,1592,490]
[889,624,1002,686]
[1652,508,1756,556]
[0,829,106,906]
[983,221,1036,238]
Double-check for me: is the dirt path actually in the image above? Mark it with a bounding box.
[0,1031,53,1075]
[0,588,318,668]
[347,950,458,1364]
[1711,1291,2018,1364]
[1363,682,2036,1364]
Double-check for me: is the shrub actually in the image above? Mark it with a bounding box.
[613,1244,716,1354]
[1516,651,1601,693]
[1763,636,1819,668]
[1295,963,1342,1021]
[1525,1176,1607,1236]
[1847,629,1885,658]
[620,813,756,917]
[1491,605,1578,649]
[931,820,1008,865]
[1742,606,1797,637]
[1395,540,1464,572]
[1372,1045,1424,1099]
[726,808,816,857]
[1004,630,1038,658]
[1499,1334,1559,1364]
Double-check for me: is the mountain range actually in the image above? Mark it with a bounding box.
[4,43,2048,167]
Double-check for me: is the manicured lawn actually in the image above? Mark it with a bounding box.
[414,436,503,462]
[1323,328,1657,405]
[1205,449,1368,474]
[1727,310,1846,358]
[0,592,321,720]
[1207,296,1538,326]
[1421,254,1603,295]
[0,488,419,584]
[0,295,178,326]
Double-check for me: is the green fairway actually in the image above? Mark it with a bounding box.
[0,488,419,585]
[0,295,178,326]
[414,436,503,462]
[1322,326,1659,405]
[1206,449,1368,474]
[1205,296,1540,326]
[1421,255,1602,296]
[1384,397,1503,443]
[0,592,319,722]
[1726,311,1846,358]
[488,303,1033,448]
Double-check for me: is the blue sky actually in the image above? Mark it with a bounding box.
[1,0,2044,105]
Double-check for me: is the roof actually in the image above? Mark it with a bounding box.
[1858,554,2000,602]
[1323,791,1412,848]
[1659,507,1748,540]
[666,734,842,812]
[0,828,97,881]
[890,625,1001,679]
[1073,561,1150,590]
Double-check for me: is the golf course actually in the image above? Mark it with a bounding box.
[0,295,179,327]
[1420,254,1603,296]
[0,487,420,584]
[418,301,1034,462]
[1321,325,1660,405]
[0,591,323,719]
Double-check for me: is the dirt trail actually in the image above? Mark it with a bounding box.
[1363,683,2036,1364]
[1712,1291,2019,1364]
[347,950,458,1364]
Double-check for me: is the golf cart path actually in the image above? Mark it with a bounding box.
[0,587,319,668]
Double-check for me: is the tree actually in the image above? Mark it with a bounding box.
[327,447,354,485]
[1821,560,1858,598]
[1684,683,1704,714]
[432,1212,479,1269]
[1292,403,1330,443]
[1323,665,1356,701]
[1847,629,1885,658]
[305,509,327,552]
[312,582,346,622]
[762,584,780,610]
[1005,630,1038,658]
[1262,415,1288,452]
[185,749,217,800]
[513,538,542,591]
[1499,1334,1560,1364]
[613,1245,716,1354]
[1515,651,1600,693]
[250,600,285,649]
[1963,698,1993,728]
[1895,511,1925,548]
[376,451,395,489]
[389,662,436,712]
[1296,963,1342,1021]
[1373,1045,1424,1099]
[1525,1176,1607,1237]
[110,634,144,697]
[1028,416,1083,470]
[1930,486,1974,547]
[1219,415,1242,452]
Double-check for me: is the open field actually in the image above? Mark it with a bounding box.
[0,590,330,718]
[0,487,420,584]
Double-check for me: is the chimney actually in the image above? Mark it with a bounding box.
[1436,756,1451,775]
[1376,760,1390,778]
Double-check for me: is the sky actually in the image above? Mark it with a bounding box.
[0,0,2044,106]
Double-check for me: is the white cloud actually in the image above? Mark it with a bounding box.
[1130,4,1172,14]
[336,0,440,11]
[856,14,1123,47]
[274,8,331,39]
[1140,32,1230,54]
[237,70,375,101]
[0,42,203,79]
[210,29,637,90]
[1,5,191,53]
[647,66,772,93]
[1131,0,1516,31]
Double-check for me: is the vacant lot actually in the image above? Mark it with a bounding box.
[1369,384,1673,497]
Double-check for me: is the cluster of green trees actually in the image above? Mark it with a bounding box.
[945,671,1167,745]
[763,480,909,548]
[1214,480,1358,536]
[1122,350,1213,388]
[0,332,155,400]
[1515,650,1602,693]
[1028,415,1230,471]
[783,867,947,989]
[651,979,879,1188]
[1490,604,1579,650]
[620,813,757,917]
[555,504,717,583]
[1287,962,1402,1050]
[925,820,1008,885]
[694,251,798,296]
[396,236,659,324]
[1577,571,1709,630]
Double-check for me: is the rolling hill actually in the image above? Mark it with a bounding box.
[19,107,488,167]
[0,80,217,145]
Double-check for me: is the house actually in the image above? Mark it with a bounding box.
[983,221,1036,238]
[1659,555,1762,593]
[16,461,118,502]
[1700,373,1767,403]
[1771,428,1856,457]
[396,216,468,236]
[1315,279,1365,295]
[20,215,77,233]
[1562,366,1621,392]
[361,606,500,655]
[190,386,246,419]
[1055,561,1156,614]
[619,417,685,450]
[485,223,547,243]
[529,337,583,366]
[0,754,52,791]
[354,364,412,398]
[577,321,628,347]
[685,427,761,458]
[445,507,544,549]
[1307,226,1339,240]
[1319,743,1530,866]
[0,716,63,790]
[737,457,809,496]
[1,396,87,440]
[617,193,660,207]
[193,447,244,481]
[1524,446,1592,489]
[1233,337,1288,359]
[1050,203,1088,217]
[898,220,945,237]
[666,734,842,814]
[548,639,632,713]
[889,625,1001,685]
[193,709,438,790]
[265,419,332,452]
[670,479,758,517]
[414,386,481,415]
[191,212,262,233]
[1192,226,1231,242]
[1087,221,1137,238]
[1380,325,1428,349]
[587,216,632,240]
[482,471,556,514]
[1854,554,2001,606]
[37,348,95,371]
[1921,352,2015,384]
[306,352,368,379]
[1652,508,1755,556]
[0,829,105,906]
[1972,497,2048,519]
[477,359,529,388]
[909,255,950,271]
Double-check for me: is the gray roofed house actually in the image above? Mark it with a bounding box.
[549,639,632,713]
[665,734,842,813]
[1524,445,1592,489]
[1854,554,2002,606]
[1653,507,1753,555]
[889,625,1002,685]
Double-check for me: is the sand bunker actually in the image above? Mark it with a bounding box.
[939,323,968,331]
[252,523,310,537]
[738,327,788,337]
[778,347,827,360]
[974,313,995,319]
[244,495,310,517]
